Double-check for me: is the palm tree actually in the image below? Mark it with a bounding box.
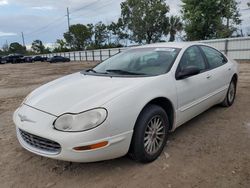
[168,16,183,42]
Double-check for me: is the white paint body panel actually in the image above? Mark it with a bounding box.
[13,42,239,162]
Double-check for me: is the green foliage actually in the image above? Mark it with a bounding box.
[6,0,241,55]
[31,40,45,54]
[25,50,37,56]
[107,18,129,45]
[182,0,241,40]
[168,16,183,42]
[53,39,69,53]
[43,47,51,54]
[86,43,123,50]
[63,24,92,50]
[121,0,169,44]
[9,42,26,54]
[93,22,108,48]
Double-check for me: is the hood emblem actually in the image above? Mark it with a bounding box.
[18,114,36,123]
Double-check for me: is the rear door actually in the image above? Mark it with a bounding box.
[175,46,214,126]
[199,45,232,102]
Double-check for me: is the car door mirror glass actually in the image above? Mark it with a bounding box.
[176,66,200,80]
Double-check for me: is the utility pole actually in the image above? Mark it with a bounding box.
[21,32,25,47]
[67,7,70,31]
[67,7,72,48]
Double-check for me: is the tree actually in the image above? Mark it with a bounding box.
[121,0,169,44]
[182,0,241,40]
[168,16,183,42]
[31,40,45,54]
[63,24,92,50]
[44,47,51,54]
[107,18,129,45]
[9,42,26,54]
[93,22,108,48]
[53,39,68,52]
[220,0,241,37]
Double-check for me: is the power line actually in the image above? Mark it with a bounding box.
[25,16,66,36]
[70,0,99,14]
[70,0,119,23]
[3,0,120,45]
[26,18,66,38]
[23,0,117,38]
[27,20,66,39]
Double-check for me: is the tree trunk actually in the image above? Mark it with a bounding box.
[169,33,175,42]
[146,32,152,44]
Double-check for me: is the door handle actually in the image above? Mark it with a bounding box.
[228,68,231,71]
[206,75,212,79]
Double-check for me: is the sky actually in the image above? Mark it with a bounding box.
[0,0,250,48]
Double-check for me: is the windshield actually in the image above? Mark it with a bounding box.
[90,47,180,76]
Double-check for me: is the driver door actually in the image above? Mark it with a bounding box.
[175,46,213,126]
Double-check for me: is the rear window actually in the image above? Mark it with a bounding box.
[200,46,227,69]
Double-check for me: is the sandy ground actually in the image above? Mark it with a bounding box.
[0,61,249,188]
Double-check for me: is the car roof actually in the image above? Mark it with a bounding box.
[134,42,207,49]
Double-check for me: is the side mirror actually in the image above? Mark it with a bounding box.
[176,66,200,80]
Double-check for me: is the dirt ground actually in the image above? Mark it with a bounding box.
[0,61,249,188]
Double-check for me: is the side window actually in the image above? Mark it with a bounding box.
[200,46,227,69]
[178,46,206,72]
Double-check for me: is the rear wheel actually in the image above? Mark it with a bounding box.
[129,104,169,163]
[221,79,236,107]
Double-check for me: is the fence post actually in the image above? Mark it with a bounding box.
[79,52,81,61]
[69,53,70,60]
[92,51,95,61]
[119,48,121,53]
[109,49,111,58]
[100,50,102,61]
[225,39,229,55]
[85,51,88,61]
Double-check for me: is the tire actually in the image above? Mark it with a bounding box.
[221,79,237,107]
[129,104,169,163]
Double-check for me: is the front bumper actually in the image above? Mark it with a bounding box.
[13,104,133,162]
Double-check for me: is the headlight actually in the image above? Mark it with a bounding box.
[54,108,107,132]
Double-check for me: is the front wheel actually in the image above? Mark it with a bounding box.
[221,79,237,107]
[129,104,169,163]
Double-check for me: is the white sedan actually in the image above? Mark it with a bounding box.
[13,42,239,163]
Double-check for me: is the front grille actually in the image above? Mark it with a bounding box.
[19,129,61,154]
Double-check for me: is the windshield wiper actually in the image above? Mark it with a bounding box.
[86,69,107,74]
[86,68,97,73]
[106,69,146,75]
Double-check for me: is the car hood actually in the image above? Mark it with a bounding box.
[24,72,150,116]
